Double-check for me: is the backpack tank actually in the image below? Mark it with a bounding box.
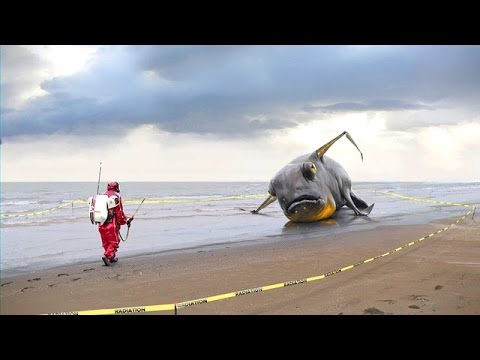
[88,195,109,225]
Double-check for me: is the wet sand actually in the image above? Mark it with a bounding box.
[1,214,479,315]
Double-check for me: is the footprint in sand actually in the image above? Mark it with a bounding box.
[409,294,429,301]
[27,278,41,282]
[83,268,95,272]
[57,273,69,277]
[21,286,34,293]
[1,282,13,287]
[377,299,396,304]
[72,278,81,282]
[363,307,385,315]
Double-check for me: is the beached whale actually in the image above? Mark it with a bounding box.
[251,131,374,222]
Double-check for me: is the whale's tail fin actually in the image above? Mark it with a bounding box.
[361,203,375,216]
[346,191,374,216]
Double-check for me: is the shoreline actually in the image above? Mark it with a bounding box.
[0,207,399,279]
[2,213,479,315]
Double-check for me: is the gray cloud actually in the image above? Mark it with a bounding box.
[1,46,49,108]
[302,99,430,113]
[2,45,480,138]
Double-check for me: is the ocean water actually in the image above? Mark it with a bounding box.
[1,182,479,277]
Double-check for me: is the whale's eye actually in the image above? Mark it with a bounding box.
[302,162,316,181]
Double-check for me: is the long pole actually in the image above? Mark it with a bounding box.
[132,198,146,217]
[96,162,102,195]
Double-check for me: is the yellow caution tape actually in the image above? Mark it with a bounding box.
[106,194,269,204]
[45,191,476,315]
[48,303,175,315]
[2,194,269,218]
[1,203,72,218]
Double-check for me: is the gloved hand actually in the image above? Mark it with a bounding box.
[127,216,134,226]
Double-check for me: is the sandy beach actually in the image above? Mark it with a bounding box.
[2,212,479,315]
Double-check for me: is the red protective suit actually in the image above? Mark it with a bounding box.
[99,182,128,263]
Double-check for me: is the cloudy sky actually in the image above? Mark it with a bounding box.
[2,45,479,182]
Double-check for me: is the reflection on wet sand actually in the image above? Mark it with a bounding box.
[282,208,375,233]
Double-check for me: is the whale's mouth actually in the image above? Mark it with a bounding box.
[287,195,322,213]
[286,195,336,223]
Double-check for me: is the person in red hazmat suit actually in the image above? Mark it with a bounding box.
[99,181,134,266]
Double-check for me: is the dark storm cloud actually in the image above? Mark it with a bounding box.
[2,45,480,138]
